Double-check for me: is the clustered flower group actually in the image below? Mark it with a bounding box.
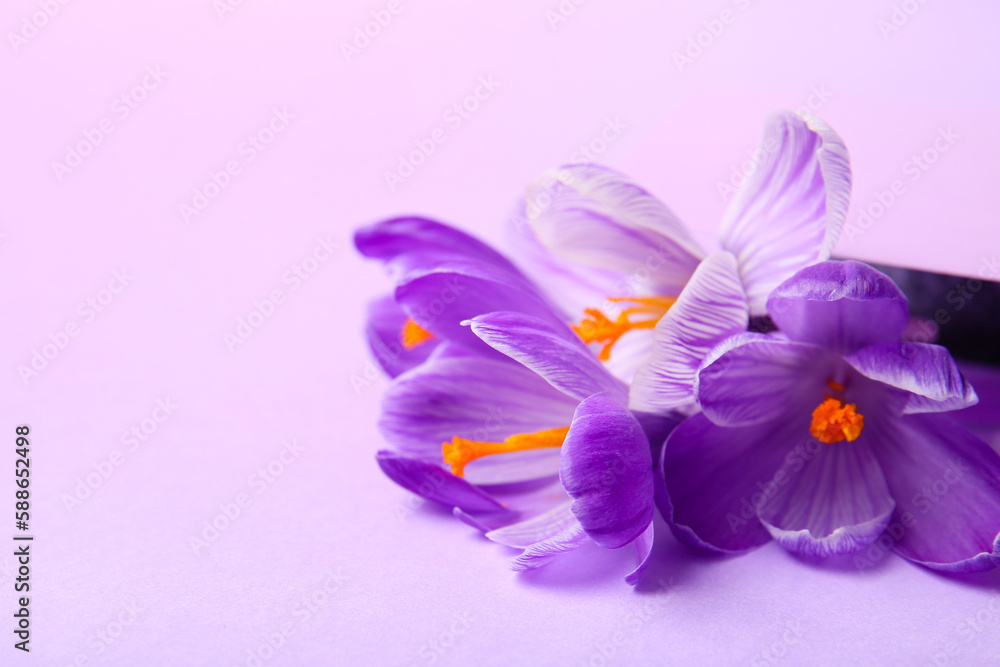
[355,111,1000,584]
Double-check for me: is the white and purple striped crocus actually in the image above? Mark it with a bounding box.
[634,257,1000,572]
[509,110,850,381]
[356,217,663,584]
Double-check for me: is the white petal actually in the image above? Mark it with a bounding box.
[629,253,749,413]
[486,500,577,548]
[524,163,705,296]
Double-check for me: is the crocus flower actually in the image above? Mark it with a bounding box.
[355,217,660,584]
[508,111,850,380]
[652,260,1000,572]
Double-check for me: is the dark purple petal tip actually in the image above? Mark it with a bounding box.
[767,260,909,353]
[560,393,654,549]
[375,450,515,518]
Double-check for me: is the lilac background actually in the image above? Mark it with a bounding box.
[3,0,1000,664]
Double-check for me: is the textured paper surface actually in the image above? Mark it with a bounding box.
[4,0,1000,664]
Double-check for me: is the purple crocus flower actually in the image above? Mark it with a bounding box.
[508,111,850,380]
[648,259,1000,572]
[355,217,659,584]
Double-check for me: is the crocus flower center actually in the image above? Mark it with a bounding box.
[442,426,570,477]
[810,381,864,444]
[573,296,677,361]
[401,318,434,350]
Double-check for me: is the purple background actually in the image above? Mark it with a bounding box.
[3,0,1000,664]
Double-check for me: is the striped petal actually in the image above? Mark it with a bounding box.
[521,164,705,296]
[630,252,749,413]
[719,112,851,315]
[468,312,628,404]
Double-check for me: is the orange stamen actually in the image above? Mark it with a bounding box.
[401,318,434,350]
[810,397,864,444]
[442,426,570,477]
[573,295,677,361]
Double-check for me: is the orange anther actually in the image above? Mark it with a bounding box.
[442,426,570,477]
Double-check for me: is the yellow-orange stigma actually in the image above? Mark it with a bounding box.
[442,426,570,477]
[573,295,677,361]
[810,397,864,444]
[400,318,434,350]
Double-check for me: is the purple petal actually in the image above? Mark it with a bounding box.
[599,326,657,385]
[453,507,514,532]
[844,341,978,414]
[506,201,622,318]
[394,262,565,357]
[462,449,563,486]
[952,361,1000,447]
[521,164,705,295]
[632,410,686,467]
[719,112,852,315]
[481,476,572,517]
[868,414,1000,572]
[364,295,437,378]
[560,393,654,549]
[455,476,571,533]
[356,216,564,355]
[355,215,520,277]
[660,413,794,553]
[468,312,628,404]
[486,501,577,548]
[509,522,590,571]
[696,334,833,427]
[625,522,655,586]
[767,260,910,354]
[379,352,577,469]
[375,450,515,518]
[630,252,749,413]
[756,440,895,557]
